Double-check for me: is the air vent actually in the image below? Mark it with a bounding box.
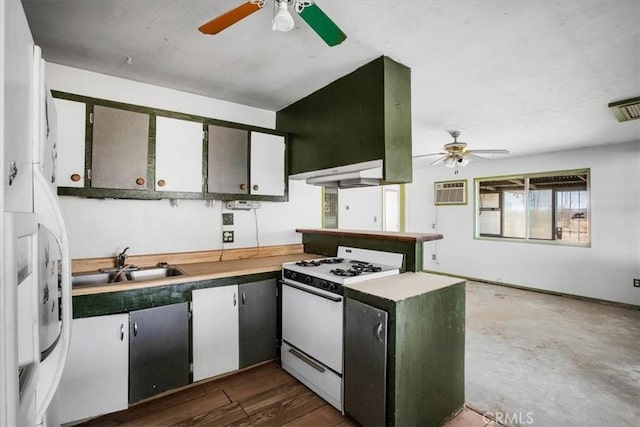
[608,97,640,122]
[435,180,467,205]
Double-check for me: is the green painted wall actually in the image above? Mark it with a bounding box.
[301,233,423,272]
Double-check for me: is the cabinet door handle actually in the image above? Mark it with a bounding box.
[133,321,138,337]
[120,323,125,341]
[242,292,246,305]
[252,185,259,191]
[233,293,237,306]
[136,177,145,186]
[157,179,166,187]
[375,323,384,343]
[239,183,247,191]
[70,173,81,182]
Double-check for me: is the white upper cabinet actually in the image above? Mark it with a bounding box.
[250,132,286,197]
[54,98,86,188]
[155,116,203,193]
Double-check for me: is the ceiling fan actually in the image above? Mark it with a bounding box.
[198,0,347,47]
[413,131,509,174]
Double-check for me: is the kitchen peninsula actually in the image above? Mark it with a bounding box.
[296,228,444,272]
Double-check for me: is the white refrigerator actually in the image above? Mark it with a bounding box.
[2,45,72,427]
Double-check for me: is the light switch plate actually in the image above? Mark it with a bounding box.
[222,213,234,226]
[222,231,234,243]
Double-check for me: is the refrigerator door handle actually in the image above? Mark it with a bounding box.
[120,324,125,341]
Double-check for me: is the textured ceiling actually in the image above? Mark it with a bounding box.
[22,0,640,159]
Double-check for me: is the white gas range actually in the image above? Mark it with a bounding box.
[280,247,404,411]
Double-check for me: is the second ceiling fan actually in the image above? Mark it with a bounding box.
[198,0,347,47]
[414,131,509,174]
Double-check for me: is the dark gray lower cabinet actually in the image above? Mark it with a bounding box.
[129,302,190,403]
[238,279,277,368]
[344,298,388,427]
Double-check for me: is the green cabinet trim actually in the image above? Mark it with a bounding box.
[72,271,279,319]
[300,233,423,272]
[52,90,288,202]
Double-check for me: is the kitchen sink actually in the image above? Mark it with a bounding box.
[128,266,185,281]
[72,265,185,287]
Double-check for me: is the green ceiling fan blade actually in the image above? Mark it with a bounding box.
[296,2,347,47]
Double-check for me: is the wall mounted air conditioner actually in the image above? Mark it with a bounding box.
[434,180,467,205]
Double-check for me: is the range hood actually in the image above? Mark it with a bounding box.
[292,160,383,188]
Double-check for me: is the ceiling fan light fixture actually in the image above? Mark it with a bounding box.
[273,0,295,32]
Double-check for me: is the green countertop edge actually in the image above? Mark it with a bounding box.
[72,271,279,319]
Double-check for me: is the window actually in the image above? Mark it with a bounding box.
[323,187,338,229]
[476,170,590,245]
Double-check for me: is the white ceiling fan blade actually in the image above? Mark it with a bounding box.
[465,153,489,161]
[466,149,509,155]
[412,151,447,159]
[430,155,450,166]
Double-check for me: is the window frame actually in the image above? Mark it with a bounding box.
[474,169,591,247]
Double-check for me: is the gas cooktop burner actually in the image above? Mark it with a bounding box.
[330,268,362,277]
[320,258,344,264]
[295,260,322,267]
[351,264,383,273]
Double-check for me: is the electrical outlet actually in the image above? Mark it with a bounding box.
[222,213,234,226]
[634,278,640,288]
[431,254,437,260]
[222,231,234,243]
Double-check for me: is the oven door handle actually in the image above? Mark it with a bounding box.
[279,280,342,303]
[288,347,326,373]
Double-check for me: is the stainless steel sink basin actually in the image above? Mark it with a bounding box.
[128,266,185,281]
[72,271,115,287]
[72,265,185,287]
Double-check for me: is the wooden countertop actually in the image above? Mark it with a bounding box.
[72,253,320,296]
[296,228,443,243]
[345,272,463,302]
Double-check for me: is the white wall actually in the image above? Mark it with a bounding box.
[338,186,383,230]
[48,64,321,259]
[407,142,640,305]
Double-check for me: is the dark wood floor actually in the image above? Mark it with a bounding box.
[78,362,490,427]
[79,362,357,427]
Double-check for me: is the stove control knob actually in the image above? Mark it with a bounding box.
[305,276,313,284]
[289,272,297,280]
[328,283,338,291]
[319,281,328,289]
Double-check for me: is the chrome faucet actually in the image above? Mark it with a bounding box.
[116,247,130,269]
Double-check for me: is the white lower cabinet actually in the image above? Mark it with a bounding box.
[192,285,239,381]
[54,314,129,423]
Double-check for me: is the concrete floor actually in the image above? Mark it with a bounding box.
[465,281,640,427]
